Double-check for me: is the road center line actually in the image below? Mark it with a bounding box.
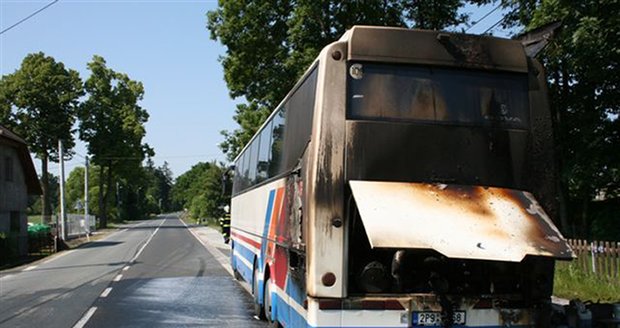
[72,307,97,328]
[130,218,166,263]
[122,266,130,271]
[113,274,122,282]
[100,287,112,298]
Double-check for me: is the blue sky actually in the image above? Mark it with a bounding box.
[0,1,510,178]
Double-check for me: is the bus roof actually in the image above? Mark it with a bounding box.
[341,25,528,73]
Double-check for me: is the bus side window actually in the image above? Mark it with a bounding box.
[242,149,251,190]
[233,156,242,194]
[256,120,272,183]
[269,108,286,177]
[247,136,258,185]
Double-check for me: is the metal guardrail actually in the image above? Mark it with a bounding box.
[66,214,96,238]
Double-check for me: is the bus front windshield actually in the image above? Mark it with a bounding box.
[347,63,529,129]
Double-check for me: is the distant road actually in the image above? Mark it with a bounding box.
[0,215,267,327]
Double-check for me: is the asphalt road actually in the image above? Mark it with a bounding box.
[0,215,267,328]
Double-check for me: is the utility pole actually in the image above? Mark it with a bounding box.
[84,155,90,238]
[58,140,67,240]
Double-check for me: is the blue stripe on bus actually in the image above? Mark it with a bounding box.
[232,239,257,283]
[285,274,306,307]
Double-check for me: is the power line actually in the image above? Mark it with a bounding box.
[483,15,507,34]
[482,2,525,35]
[0,0,59,36]
[465,4,501,32]
[99,154,222,160]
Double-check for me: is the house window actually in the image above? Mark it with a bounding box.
[5,156,13,182]
[10,211,20,233]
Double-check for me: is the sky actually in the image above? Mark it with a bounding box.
[0,0,510,178]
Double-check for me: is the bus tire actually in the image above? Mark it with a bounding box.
[264,277,279,327]
[233,268,242,281]
[253,264,266,319]
[231,244,242,280]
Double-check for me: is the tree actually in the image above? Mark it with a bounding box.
[64,165,101,217]
[141,160,174,214]
[78,55,153,228]
[501,0,619,237]
[171,161,230,220]
[207,0,490,160]
[172,162,212,210]
[65,167,86,213]
[27,174,59,216]
[0,52,83,222]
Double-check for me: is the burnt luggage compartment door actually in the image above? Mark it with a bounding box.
[349,180,574,262]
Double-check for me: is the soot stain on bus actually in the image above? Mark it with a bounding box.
[230,26,576,328]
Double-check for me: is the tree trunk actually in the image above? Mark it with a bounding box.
[98,164,107,228]
[105,161,113,220]
[551,65,571,235]
[98,161,114,228]
[40,152,52,224]
[580,197,590,239]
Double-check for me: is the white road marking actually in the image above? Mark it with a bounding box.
[0,274,14,280]
[113,274,122,282]
[100,287,112,298]
[23,265,37,271]
[42,250,74,264]
[122,266,130,271]
[99,220,151,241]
[72,306,97,328]
[130,218,166,263]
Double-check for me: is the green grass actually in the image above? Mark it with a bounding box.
[554,260,620,302]
[27,215,44,224]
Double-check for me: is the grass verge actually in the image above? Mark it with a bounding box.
[554,260,620,302]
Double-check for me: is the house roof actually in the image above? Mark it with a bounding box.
[0,125,42,195]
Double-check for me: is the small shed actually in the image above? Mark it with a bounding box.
[0,125,42,257]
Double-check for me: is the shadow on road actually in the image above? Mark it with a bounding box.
[78,241,124,249]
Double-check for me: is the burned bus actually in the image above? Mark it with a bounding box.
[229,26,574,327]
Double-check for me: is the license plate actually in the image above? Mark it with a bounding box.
[413,311,466,326]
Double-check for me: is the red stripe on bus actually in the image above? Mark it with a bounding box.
[231,230,261,250]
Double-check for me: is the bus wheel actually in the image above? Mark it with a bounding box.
[231,244,241,280]
[264,277,279,328]
[253,265,265,319]
[233,268,242,280]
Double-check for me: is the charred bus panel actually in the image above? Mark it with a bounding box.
[231,26,574,328]
[304,26,573,327]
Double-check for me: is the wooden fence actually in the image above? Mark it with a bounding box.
[566,239,620,278]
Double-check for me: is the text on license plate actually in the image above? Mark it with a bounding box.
[413,311,466,326]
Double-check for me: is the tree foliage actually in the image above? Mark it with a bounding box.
[62,160,173,223]
[207,0,490,160]
[502,0,619,237]
[78,55,153,228]
[171,161,231,220]
[141,160,174,214]
[0,52,83,220]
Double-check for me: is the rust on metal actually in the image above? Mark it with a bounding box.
[349,180,574,262]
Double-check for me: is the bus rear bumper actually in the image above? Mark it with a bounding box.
[304,295,543,327]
